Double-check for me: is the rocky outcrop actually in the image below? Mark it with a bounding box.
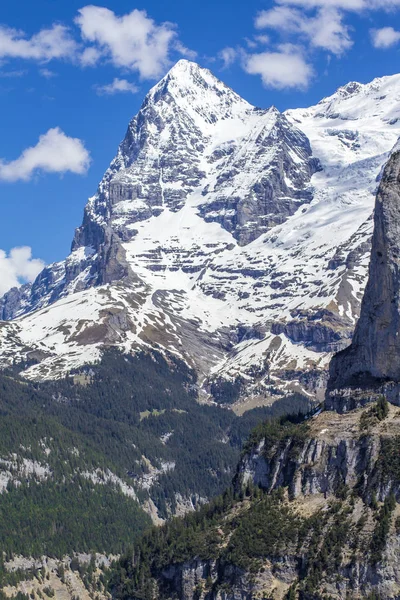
[272,308,353,353]
[327,151,400,410]
[1,261,66,320]
[0,222,139,321]
[0,284,31,320]
[237,404,400,503]
[151,510,400,600]
[159,558,295,600]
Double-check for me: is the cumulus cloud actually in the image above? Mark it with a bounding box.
[0,247,44,296]
[219,47,237,68]
[0,127,90,182]
[275,0,400,9]
[368,0,400,7]
[275,0,364,7]
[0,24,77,62]
[95,77,139,95]
[371,26,400,47]
[75,6,179,79]
[80,46,102,67]
[235,0,400,90]
[0,7,195,83]
[256,6,352,55]
[244,48,314,89]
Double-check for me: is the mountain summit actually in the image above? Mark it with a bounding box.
[147,58,252,116]
[1,63,400,408]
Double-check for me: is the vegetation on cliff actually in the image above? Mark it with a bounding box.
[109,400,400,600]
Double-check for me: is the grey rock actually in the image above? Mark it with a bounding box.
[0,284,30,321]
[272,308,353,353]
[198,111,321,245]
[327,151,400,409]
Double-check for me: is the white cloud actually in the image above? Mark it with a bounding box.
[75,6,179,79]
[275,0,400,9]
[80,46,102,67]
[368,0,400,7]
[0,127,90,182]
[95,77,139,95]
[310,8,352,53]
[274,0,363,9]
[256,6,298,29]
[371,26,400,47]
[244,38,258,49]
[39,68,56,78]
[173,41,197,60]
[244,48,313,89]
[0,8,195,81]
[0,24,77,62]
[252,0,400,73]
[221,0,400,89]
[254,35,271,45]
[0,247,44,296]
[219,47,237,68]
[256,6,352,55]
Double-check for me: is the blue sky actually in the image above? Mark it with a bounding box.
[0,0,400,293]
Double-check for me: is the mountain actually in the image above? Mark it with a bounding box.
[5,131,400,597]
[105,155,400,600]
[1,61,400,409]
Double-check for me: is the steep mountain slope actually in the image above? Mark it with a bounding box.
[1,62,400,407]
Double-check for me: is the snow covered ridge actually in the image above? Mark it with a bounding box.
[1,61,400,407]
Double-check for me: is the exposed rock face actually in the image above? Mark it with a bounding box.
[231,405,400,599]
[81,63,319,248]
[0,285,30,321]
[160,559,272,600]
[271,308,353,353]
[238,405,400,503]
[327,151,400,410]
[3,554,112,600]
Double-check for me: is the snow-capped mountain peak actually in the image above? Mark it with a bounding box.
[150,58,249,105]
[1,63,400,409]
[142,59,253,138]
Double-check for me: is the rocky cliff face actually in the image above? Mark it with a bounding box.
[2,64,400,407]
[110,402,400,600]
[238,403,400,504]
[327,151,400,412]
